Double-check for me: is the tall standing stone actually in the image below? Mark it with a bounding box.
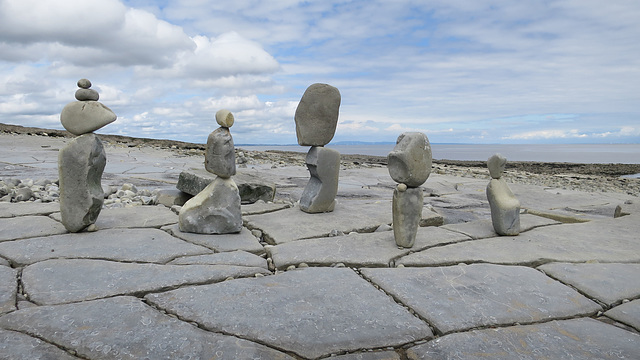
[387,132,431,248]
[486,154,520,236]
[179,109,242,234]
[294,83,341,213]
[58,79,116,232]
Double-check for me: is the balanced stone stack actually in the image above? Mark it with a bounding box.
[387,132,432,248]
[178,110,242,234]
[486,154,521,235]
[58,79,117,232]
[294,83,341,213]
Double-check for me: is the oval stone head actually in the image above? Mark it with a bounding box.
[294,83,341,146]
[216,109,234,128]
[488,153,507,179]
[387,132,432,187]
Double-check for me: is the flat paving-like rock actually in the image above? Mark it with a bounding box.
[163,224,264,254]
[406,318,640,360]
[169,250,268,269]
[268,227,470,270]
[362,264,601,334]
[605,299,640,332]
[538,262,640,307]
[0,266,17,314]
[22,258,270,305]
[0,228,211,265]
[441,213,560,239]
[0,202,60,218]
[0,215,67,242]
[0,328,80,360]
[0,296,294,359]
[332,351,401,360]
[145,267,433,359]
[50,206,178,229]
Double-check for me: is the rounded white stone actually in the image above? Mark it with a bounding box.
[216,109,234,128]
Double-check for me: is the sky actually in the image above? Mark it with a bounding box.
[0,0,639,145]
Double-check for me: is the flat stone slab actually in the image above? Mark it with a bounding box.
[242,201,291,215]
[169,250,268,269]
[441,213,560,239]
[268,227,470,270]
[0,328,80,360]
[50,205,178,229]
[332,351,401,360]
[22,258,270,305]
[539,262,640,307]
[0,202,60,218]
[0,215,67,242]
[398,215,640,267]
[177,169,276,203]
[0,266,17,314]
[163,224,264,254]
[605,299,640,331]
[406,318,640,359]
[145,268,433,359]
[361,264,601,334]
[0,296,294,359]
[0,228,211,265]
[245,200,393,244]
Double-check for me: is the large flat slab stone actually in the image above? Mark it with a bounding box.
[0,266,17,314]
[242,201,291,215]
[177,169,276,203]
[169,250,268,269]
[441,213,560,239]
[538,262,640,307]
[245,200,393,244]
[0,202,60,218]
[49,205,178,229]
[398,215,640,267]
[0,296,294,359]
[361,264,601,334]
[406,318,640,360]
[145,268,433,359]
[163,224,264,254]
[605,299,640,332]
[0,228,211,265]
[268,227,470,270]
[332,351,401,360]
[0,328,80,360]
[0,215,67,242]
[22,258,270,305]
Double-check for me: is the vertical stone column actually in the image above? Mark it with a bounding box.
[58,79,116,232]
[179,109,242,234]
[387,132,432,248]
[486,154,521,236]
[294,83,341,213]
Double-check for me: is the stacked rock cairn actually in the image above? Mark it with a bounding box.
[387,132,432,248]
[178,110,242,234]
[486,153,521,235]
[294,83,341,213]
[58,79,117,232]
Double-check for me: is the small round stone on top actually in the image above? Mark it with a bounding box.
[77,78,92,89]
[216,109,234,128]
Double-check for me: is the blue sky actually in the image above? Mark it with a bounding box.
[0,0,639,144]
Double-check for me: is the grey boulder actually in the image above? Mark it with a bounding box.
[392,185,423,248]
[60,101,116,136]
[294,83,341,146]
[205,127,235,178]
[486,178,521,235]
[388,132,432,187]
[179,177,242,234]
[300,146,340,213]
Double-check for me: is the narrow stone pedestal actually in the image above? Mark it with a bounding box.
[58,133,106,232]
[300,146,340,213]
[392,186,423,248]
[487,178,521,236]
[179,177,242,234]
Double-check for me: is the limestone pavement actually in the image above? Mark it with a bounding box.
[0,133,639,359]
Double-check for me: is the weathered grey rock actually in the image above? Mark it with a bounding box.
[0,328,80,360]
[215,108,234,127]
[361,264,601,334]
[0,228,210,265]
[179,177,242,234]
[539,262,640,307]
[163,225,265,254]
[77,78,91,88]
[0,296,294,359]
[0,216,67,242]
[441,213,559,240]
[22,258,269,305]
[242,201,290,215]
[0,266,17,314]
[333,351,401,360]
[300,146,340,213]
[169,250,268,269]
[49,205,179,229]
[75,88,99,101]
[205,127,235,178]
[605,299,640,331]
[487,153,506,179]
[487,177,521,235]
[294,83,341,146]
[177,169,276,203]
[0,202,60,218]
[60,101,117,135]
[392,185,423,247]
[155,188,191,207]
[145,268,432,359]
[406,318,640,360]
[387,132,432,187]
[58,133,105,232]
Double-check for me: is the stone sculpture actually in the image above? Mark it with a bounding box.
[179,109,242,234]
[58,79,117,232]
[486,153,521,236]
[388,132,432,248]
[294,83,341,213]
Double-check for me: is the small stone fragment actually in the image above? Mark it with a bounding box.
[77,78,91,89]
[75,88,99,101]
[294,83,341,146]
[216,109,234,128]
